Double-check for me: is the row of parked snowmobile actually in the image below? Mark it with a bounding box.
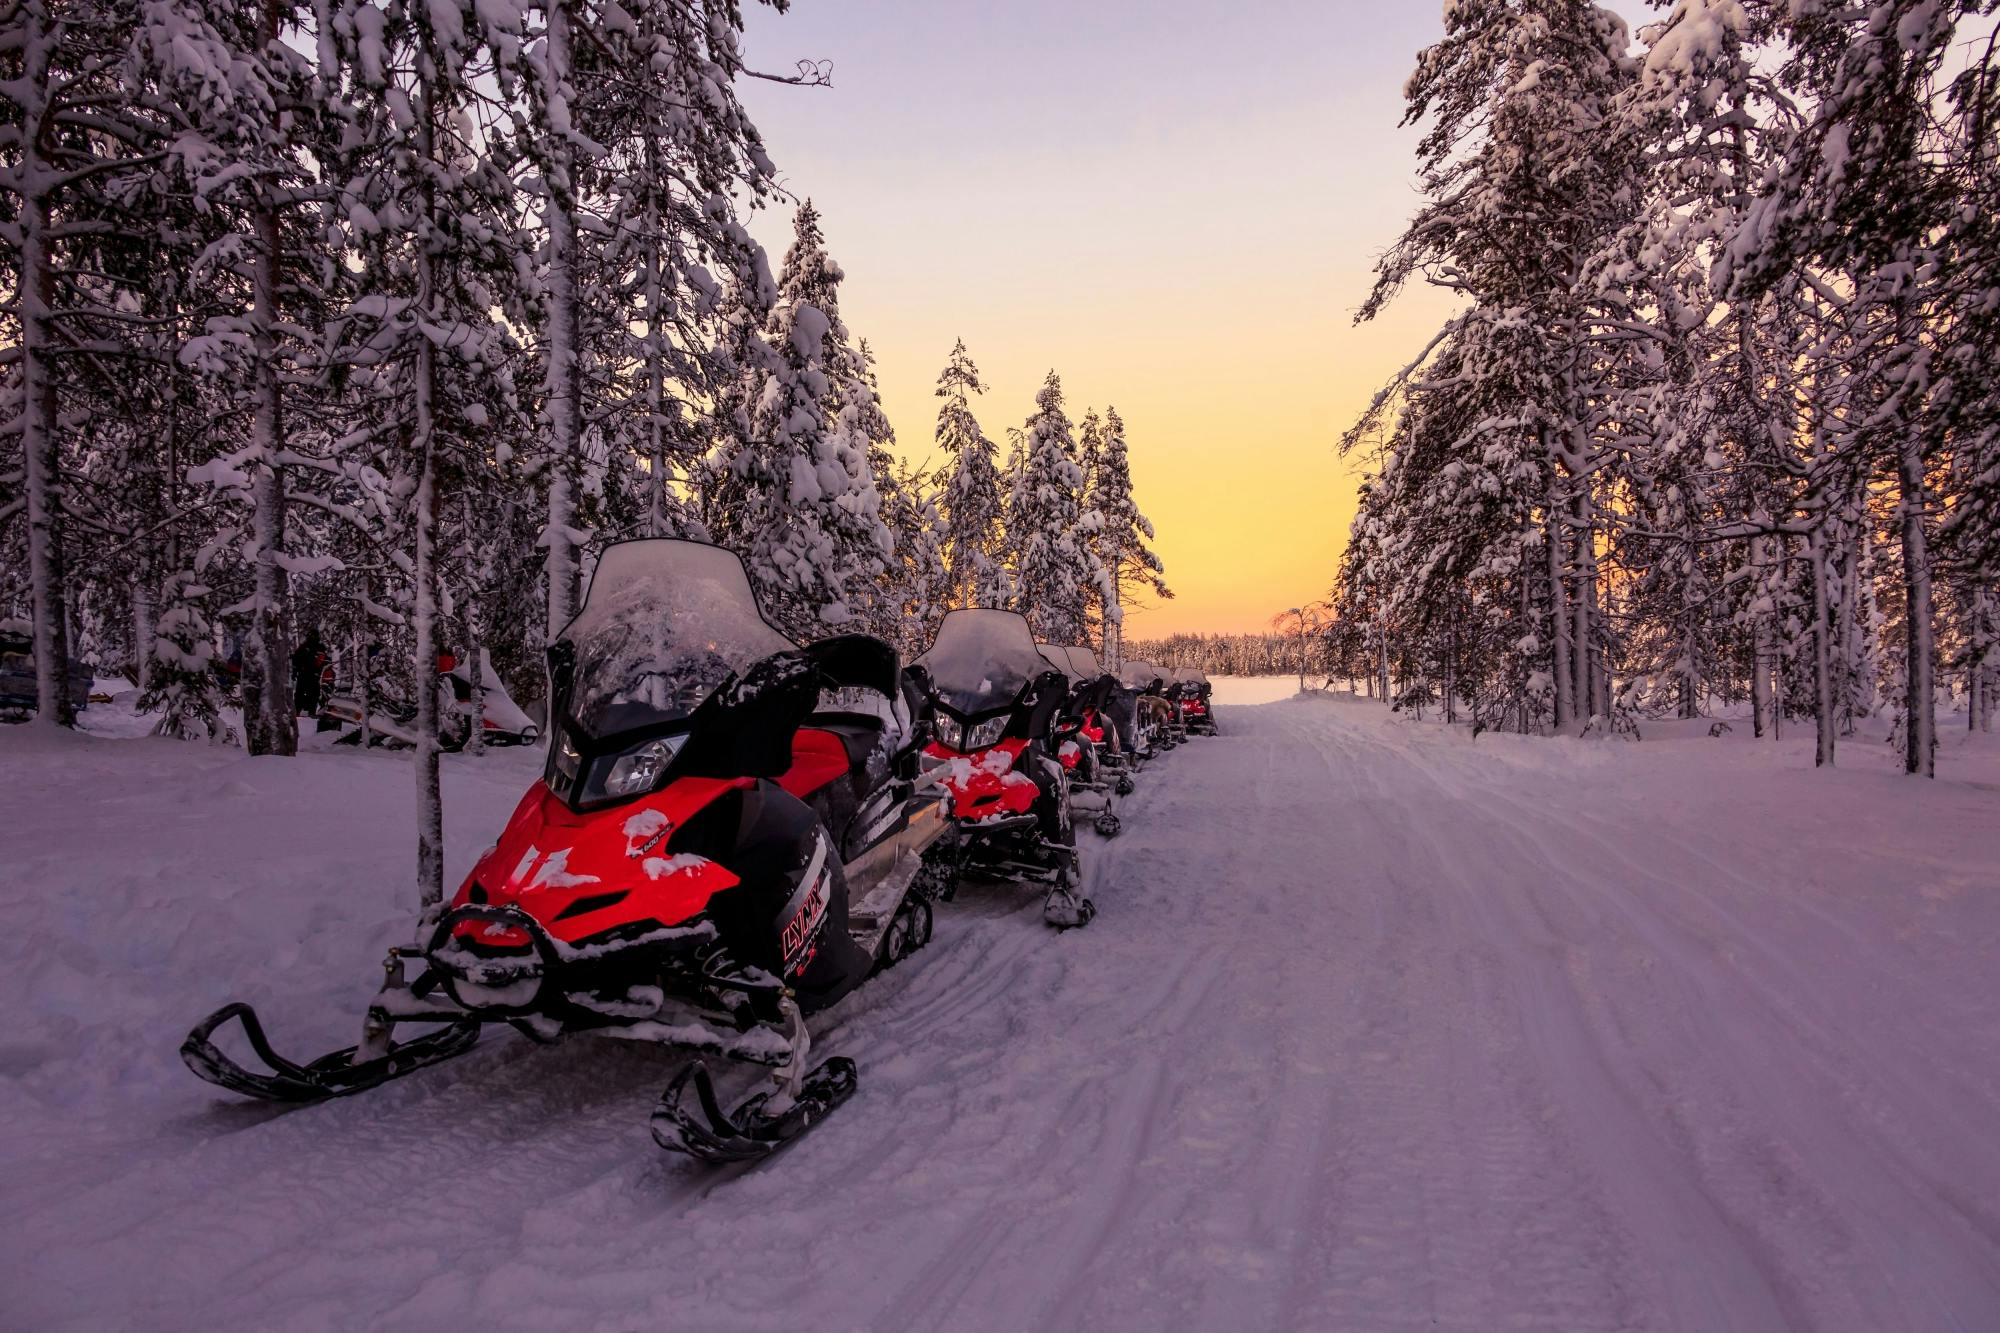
[181,539,1219,1164]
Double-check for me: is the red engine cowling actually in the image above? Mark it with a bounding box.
[452,777,748,951]
[925,737,1039,822]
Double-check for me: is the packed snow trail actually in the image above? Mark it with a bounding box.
[5,688,2000,1331]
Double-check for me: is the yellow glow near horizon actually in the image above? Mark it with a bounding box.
[738,2,1467,636]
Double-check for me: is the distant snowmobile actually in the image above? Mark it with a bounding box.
[914,609,1094,928]
[1177,668,1218,737]
[1038,643,1128,834]
[1121,659,1177,752]
[320,649,539,750]
[183,539,956,1163]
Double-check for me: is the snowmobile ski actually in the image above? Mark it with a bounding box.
[650,1055,859,1163]
[180,1001,480,1104]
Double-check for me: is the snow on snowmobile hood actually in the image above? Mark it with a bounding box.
[917,609,1047,718]
[560,540,794,739]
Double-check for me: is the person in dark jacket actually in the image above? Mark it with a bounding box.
[291,628,326,718]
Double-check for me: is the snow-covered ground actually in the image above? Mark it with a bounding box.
[5,689,1999,1331]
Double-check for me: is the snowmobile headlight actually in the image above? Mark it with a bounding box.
[966,715,1010,750]
[604,734,687,798]
[933,714,965,751]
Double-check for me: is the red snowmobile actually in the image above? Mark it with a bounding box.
[1038,643,1130,835]
[914,609,1094,928]
[183,539,956,1163]
[1176,668,1218,737]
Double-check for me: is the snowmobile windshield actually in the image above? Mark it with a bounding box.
[1121,660,1158,689]
[1061,646,1102,680]
[1038,643,1079,683]
[917,609,1046,718]
[560,540,794,739]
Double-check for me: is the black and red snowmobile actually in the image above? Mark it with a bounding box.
[912,609,1094,928]
[1038,643,1130,833]
[1121,659,1176,753]
[1181,669,1218,736]
[182,539,957,1163]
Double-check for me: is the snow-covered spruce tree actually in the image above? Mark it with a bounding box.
[1933,25,2000,736]
[1598,3,1797,733]
[701,201,891,639]
[1350,0,1641,733]
[560,0,787,559]
[1008,371,1099,644]
[1721,1,1976,776]
[846,338,944,651]
[933,339,1011,608]
[877,458,949,658]
[163,0,371,757]
[139,569,238,743]
[1341,317,1554,731]
[327,0,535,906]
[1085,406,1169,669]
[0,0,229,725]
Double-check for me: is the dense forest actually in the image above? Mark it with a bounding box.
[1330,0,1998,771]
[0,0,1173,758]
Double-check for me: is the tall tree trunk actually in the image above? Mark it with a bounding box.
[1809,526,1837,768]
[1572,493,1598,721]
[1546,465,1574,731]
[18,7,72,727]
[1101,548,1123,670]
[130,572,152,694]
[412,27,444,911]
[540,0,582,641]
[1896,435,1936,777]
[1840,525,1864,734]
[1751,533,1776,739]
[243,168,297,755]
[643,138,669,539]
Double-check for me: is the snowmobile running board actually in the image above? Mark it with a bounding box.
[180,1002,480,1104]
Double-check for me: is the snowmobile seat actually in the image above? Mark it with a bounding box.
[810,714,891,777]
[780,727,853,799]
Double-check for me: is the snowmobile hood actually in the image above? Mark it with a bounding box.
[455,778,745,948]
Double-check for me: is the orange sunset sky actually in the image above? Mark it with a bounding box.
[735,3,1509,637]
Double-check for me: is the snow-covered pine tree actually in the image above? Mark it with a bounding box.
[1721,1,1977,776]
[0,0,236,725]
[702,201,891,639]
[1008,372,1097,643]
[932,339,1011,609]
[140,570,237,744]
[1348,0,1640,733]
[877,459,948,657]
[1599,0,1837,754]
[845,338,944,650]
[164,0,369,757]
[324,0,536,905]
[1084,406,1169,670]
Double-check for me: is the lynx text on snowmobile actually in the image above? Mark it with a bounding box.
[913,610,1094,929]
[182,539,956,1164]
[1037,643,1131,831]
